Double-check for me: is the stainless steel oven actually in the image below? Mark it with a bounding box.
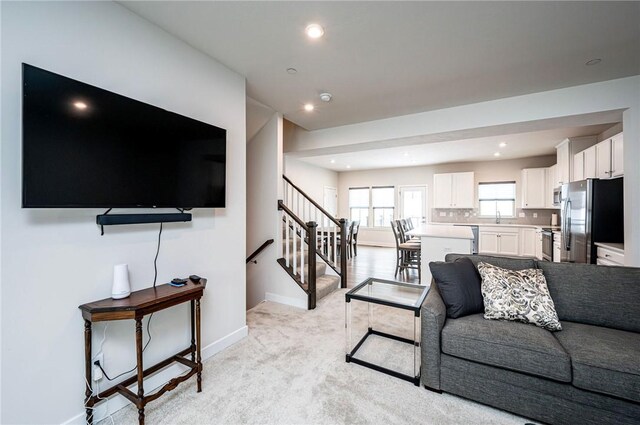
[542,229,554,262]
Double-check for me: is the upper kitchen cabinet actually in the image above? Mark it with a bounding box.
[573,151,584,181]
[583,146,597,179]
[521,168,546,208]
[545,165,557,208]
[595,133,624,178]
[555,136,598,185]
[596,138,612,179]
[611,132,624,177]
[433,172,474,208]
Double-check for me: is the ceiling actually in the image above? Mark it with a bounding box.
[120,1,640,131]
[297,123,617,171]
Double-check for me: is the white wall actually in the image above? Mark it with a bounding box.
[287,76,640,266]
[338,156,556,246]
[284,157,339,211]
[1,2,246,423]
[246,114,308,310]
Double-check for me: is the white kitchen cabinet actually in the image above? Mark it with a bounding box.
[479,227,520,256]
[546,165,557,208]
[573,152,584,181]
[520,228,537,258]
[596,244,625,266]
[611,133,624,177]
[553,242,561,263]
[499,232,520,256]
[583,146,597,179]
[596,139,612,179]
[535,228,543,260]
[521,168,546,208]
[433,173,453,208]
[478,231,499,254]
[556,141,570,186]
[433,172,474,208]
[556,136,597,185]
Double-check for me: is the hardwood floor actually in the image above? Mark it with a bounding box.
[345,245,420,288]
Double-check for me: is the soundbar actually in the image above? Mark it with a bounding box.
[96,213,192,227]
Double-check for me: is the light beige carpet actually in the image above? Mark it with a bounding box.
[104,289,528,424]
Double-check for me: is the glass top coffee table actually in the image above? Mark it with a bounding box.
[345,278,429,386]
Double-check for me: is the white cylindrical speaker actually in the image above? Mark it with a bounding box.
[112,263,131,299]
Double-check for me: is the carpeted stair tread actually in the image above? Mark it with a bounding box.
[298,274,340,300]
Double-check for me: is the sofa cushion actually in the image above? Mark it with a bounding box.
[477,262,562,331]
[445,253,536,271]
[554,322,640,403]
[538,262,640,333]
[441,313,571,382]
[429,257,484,318]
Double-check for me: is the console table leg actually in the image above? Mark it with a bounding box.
[84,320,94,425]
[196,298,202,392]
[190,300,196,362]
[135,318,145,425]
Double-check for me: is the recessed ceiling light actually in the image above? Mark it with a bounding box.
[286,68,298,74]
[586,58,602,66]
[346,165,351,169]
[499,142,507,148]
[304,103,314,112]
[319,92,332,102]
[305,24,324,39]
[494,152,501,157]
[330,159,336,164]
[403,152,409,157]
[73,101,87,110]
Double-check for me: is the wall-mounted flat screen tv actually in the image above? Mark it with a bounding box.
[22,63,226,208]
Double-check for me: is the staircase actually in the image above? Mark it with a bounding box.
[277,176,348,309]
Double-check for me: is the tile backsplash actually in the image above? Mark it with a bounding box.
[430,208,560,226]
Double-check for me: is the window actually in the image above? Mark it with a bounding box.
[349,188,369,225]
[348,186,396,227]
[478,182,516,217]
[371,186,395,227]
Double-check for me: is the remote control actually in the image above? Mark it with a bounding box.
[171,278,187,285]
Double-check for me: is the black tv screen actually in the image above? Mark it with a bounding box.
[22,63,226,208]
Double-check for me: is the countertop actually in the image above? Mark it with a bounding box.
[407,225,474,240]
[595,242,625,254]
[432,222,561,230]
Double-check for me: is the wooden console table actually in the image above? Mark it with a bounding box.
[79,279,206,424]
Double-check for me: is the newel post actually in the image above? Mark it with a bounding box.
[339,218,348,288]
[307,221,317,310]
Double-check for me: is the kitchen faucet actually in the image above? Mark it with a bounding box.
[496,210,501,224]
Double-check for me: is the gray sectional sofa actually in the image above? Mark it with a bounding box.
[422,254,640,425]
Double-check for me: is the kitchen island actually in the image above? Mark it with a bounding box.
[406,225,474,284]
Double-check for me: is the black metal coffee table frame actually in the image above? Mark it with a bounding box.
[345,278,429,386]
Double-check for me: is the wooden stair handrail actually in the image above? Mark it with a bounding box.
[246,239,274,264]
[278,200,310,230]
[283,175,340,226]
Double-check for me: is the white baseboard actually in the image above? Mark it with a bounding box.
[61,325,248,425]
[265,291,307,309]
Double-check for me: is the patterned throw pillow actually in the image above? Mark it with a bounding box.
[477,262,562,331]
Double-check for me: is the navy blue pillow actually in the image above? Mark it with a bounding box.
[429,257,484,318]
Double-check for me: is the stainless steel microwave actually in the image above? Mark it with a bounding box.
[553,187,562,207]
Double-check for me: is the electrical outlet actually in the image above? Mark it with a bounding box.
[464,212,469,217]
[533,213,538,218]
[449,212,453,217]
[519,212,525,218]
[439,212,446,217]
[93,353,104,382]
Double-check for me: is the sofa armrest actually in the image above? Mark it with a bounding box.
[421,282,447,391]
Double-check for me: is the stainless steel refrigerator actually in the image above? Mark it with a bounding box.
[560,178,624,263]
